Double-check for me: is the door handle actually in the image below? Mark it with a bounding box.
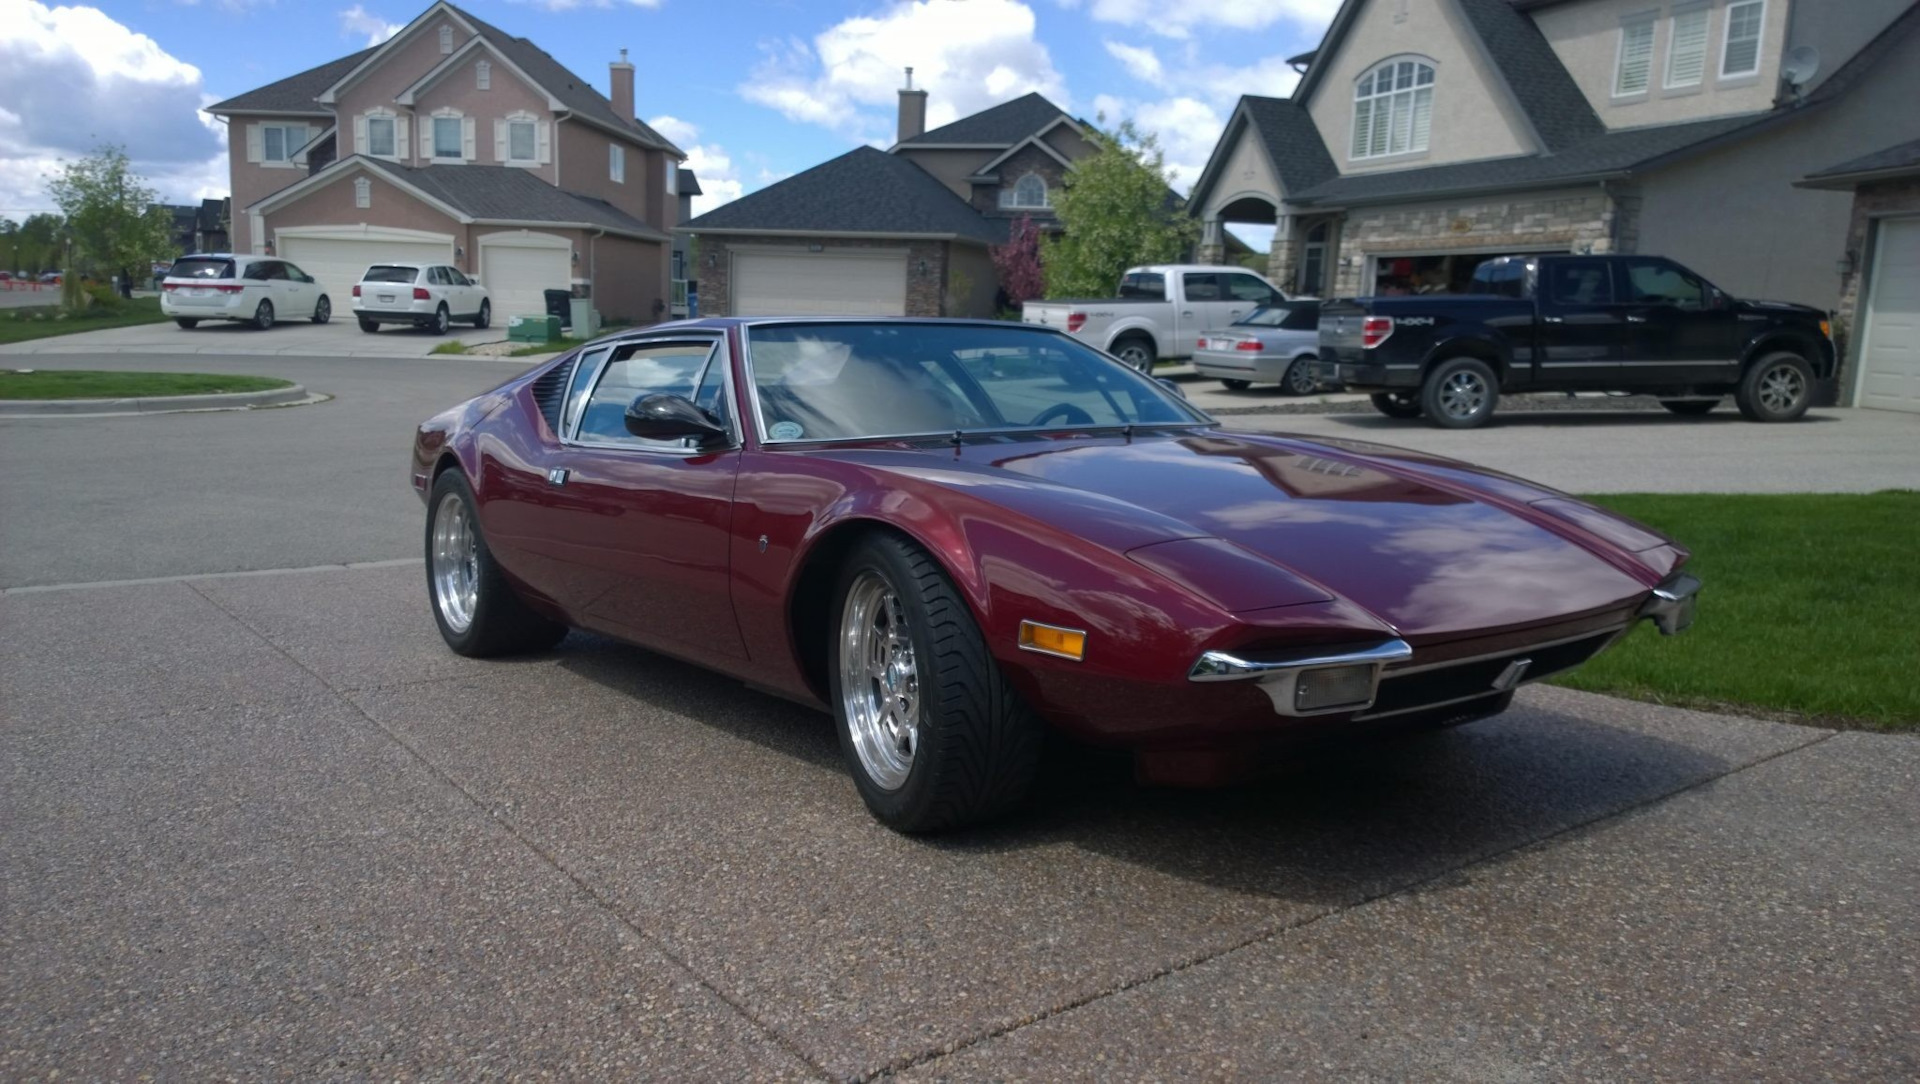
[1626,314,1648,323]
[1182,311,1194,317]
[546,468,569,486]
[1543,315,1565,323]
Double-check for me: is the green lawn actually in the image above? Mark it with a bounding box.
[510,336,594,357]
[1555,491,1920,730]
[0,370,293,400]
[0,297,171,344]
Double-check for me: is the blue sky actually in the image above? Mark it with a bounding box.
[0,0,1338,247]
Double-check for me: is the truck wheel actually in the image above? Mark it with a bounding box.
[1734,352,1813,422]
[1421,358,1499,429]
[1111,335,1155,374]
[1369,392,1422,419]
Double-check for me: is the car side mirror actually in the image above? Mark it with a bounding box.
[624,393,727,445]
[1157,377,1188,400]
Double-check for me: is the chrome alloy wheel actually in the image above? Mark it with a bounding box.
[1114,342,1154,373]
[840,570,920,791]
[430,492,480,634]
[1757,361,1807,415]
[1436,369,1489,420]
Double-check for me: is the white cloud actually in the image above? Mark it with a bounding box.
[1087,45,1302,199]
[511,0,659,11]
[0,0,226,217]
[1088,92,1223,193]
[1102,40,1163,85]
[648,115,741,218]
[741,0,1067,144]
[1086,0,1340,39]
[339,5,402,46]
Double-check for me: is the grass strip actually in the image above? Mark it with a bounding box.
[0,297,171,344]
[0,369,293,400]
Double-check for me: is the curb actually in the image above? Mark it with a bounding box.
[0,383,312,416]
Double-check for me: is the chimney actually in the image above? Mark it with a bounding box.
[896,67,927,142]
[610,48,635,124]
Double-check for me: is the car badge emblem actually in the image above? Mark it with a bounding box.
[1492,658,1532,692]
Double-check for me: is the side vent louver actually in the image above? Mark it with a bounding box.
[529,356,576,435]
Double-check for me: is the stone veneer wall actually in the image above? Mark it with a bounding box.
[688,235,951,317]
[1328,188,1627,296]
[1831,177,1920,405]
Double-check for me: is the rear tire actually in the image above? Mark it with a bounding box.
[429,304,451,336]
[1369,391,1422,419]
[1281,354,1318,396]
[425,470,567,658]
[473,299,491,329]
[1220,378,1252,392]
[174,318,199,329]
[357,316,379,333]
[1111,334,1155,374]
[251,299,274,331]
[1660,399,1718,416]
[311,296,331,324]
[1734,352,1814,422]
[829,533,1042,833]
[1421,357,1499,429]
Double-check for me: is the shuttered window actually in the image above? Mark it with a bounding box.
[1350,58,1433,160]
[1665,7,1710,88]
[1614,18,1655,96]
[1721,1,1765,77]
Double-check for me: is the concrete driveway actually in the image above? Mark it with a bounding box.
[0,311,506,359]
[2,349,1916,1079]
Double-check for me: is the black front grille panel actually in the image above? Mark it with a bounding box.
[528,356,577,434]
[1361,630,1618,718]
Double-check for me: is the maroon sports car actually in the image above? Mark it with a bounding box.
[412,318,1699,832]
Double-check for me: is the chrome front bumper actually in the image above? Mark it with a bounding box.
[1639,572,1702,636]
[1188,639,1413,716]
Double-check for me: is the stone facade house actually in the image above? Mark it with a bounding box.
[205,1,684,324]
[682,87,1096,318]
[1189,0,1920,411]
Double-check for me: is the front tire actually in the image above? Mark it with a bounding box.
[1735,352,1814,422]
[1281,354,1318,396]
[1421,357,1499,429]
[1369,392,1423,419]
[174,318,199,329]
[251,299,274,331]
[1660,399,1719,416]
[425,471,567,657]
[311,296,331,324]
[1220,378,1252,392]
[473,299,491,329]
[1111,334,1155,374]
[829,533,1042,832]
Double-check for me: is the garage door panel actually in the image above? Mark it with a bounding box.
[478,241,571,321]
[279,235,452,306]
[1859,218,1920,414]
[734,251,907,316]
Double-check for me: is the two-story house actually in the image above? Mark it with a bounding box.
[1189,0,1919,411]
[681,81,1097,318]
[206,1,683,323]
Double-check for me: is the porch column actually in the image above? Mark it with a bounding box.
[1197,218,1226,265]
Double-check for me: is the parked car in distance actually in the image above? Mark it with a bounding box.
[160,255,331,330]
[1023,265,1289,372]
[412,316,1701,833]
[1192,300,1324,394]
[1322,253,1835,428]
[353,263,490,335]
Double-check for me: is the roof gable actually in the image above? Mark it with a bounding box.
[682,146,1003,243]
[206,47,376,116]
[896,92,1074,148]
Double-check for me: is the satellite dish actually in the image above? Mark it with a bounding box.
[1782,45,1821,87]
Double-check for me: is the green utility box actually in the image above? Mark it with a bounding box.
[507,314,560,343]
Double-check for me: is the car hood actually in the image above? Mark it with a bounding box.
[872,431,1659,641]
[1736,299,1824,318]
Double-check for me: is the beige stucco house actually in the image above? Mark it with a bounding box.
[1190,0,1920,411]
[206,1,684,323]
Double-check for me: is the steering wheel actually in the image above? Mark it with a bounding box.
[1030,402,1096,427]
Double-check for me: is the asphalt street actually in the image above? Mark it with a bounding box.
[2,347,1917,1079]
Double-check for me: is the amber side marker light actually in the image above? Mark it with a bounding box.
[1019,620,1087,661]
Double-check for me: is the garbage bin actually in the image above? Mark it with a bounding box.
[543,289,571,329]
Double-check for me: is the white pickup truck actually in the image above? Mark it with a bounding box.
[1021,264,1290,372]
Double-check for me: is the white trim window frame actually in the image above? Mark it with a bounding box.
[665,157,677,196]
[439,25,454,55]
[261,123,311,167]
[354,176,371,209]
[1720,0,1766,79]
[1614,14,1657,98]
[365,112,398,159]
[610,143,625,184]
[476,60,490,91]
[1665,4,1711,89]
[1350,57,1434,161]
[998,172,1050,209]
[427,109,471,164]
[505,113,538,165]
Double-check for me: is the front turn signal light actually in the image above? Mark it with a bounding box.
[1019,620,1087,662]
[1819,318,1832,339]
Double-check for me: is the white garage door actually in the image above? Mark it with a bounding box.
[478,236,572,321]
[1857,217,1920,413]
[733,250,907,316]
[278,233,453,306]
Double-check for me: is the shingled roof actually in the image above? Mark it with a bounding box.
[207,48,375,116]
[681,146,1004,243]
[1799,138,1920,188]
[898,92,1073,146]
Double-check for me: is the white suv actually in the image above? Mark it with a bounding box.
[352,263,490,335]
[161,255,331,330]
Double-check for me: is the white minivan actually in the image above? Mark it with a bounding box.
[352,263,491,334]
[161,255,331,330]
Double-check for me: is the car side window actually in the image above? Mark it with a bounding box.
[1224,274,1279,306]
[447,268,471,287]
[575,341,719,447]
[428,267,447,286]
[1624,259,1706,310]
[242,262,269,281]
[1546,260,1614,305]
[283,262,311,283]
[1182,273,1223,301]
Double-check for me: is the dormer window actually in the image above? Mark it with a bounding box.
[494,111,547,166]
[999,172,1050,209]
[427,108,471,163]
[439,25,453,54]
[1351,58,1433,160]
[476,60,490,90]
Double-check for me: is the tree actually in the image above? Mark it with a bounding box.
[990,214,1045,307]
[1041,122,1197,299]
[45,146,176,299]
[15,214,65,274]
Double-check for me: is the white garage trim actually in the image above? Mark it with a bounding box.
[731,248,909,317]
[275,224,457,245]
[478,231,573,320]
[1852,214,1920,414]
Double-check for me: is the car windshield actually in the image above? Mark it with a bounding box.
[363,265,419,284]
[168,257,234,280]
[1235,302,1320,330]
[745,322,1206,443]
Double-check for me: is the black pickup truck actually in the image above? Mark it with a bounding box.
[1320,254,1834,428]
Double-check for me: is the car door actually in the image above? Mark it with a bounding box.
[1179,272,1233,355]
[279,260,319,315]
[534,335,746,660]
[447,267,480,316]
[1619,257,1739,387]
[1532,257,1625,386]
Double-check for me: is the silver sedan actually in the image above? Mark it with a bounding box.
[1190,301,1323,394]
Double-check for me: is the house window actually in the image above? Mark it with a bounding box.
[1614,17,1655,96]
[1721,0,1765,77]
[262,124,309,163]
[1350,58,1433,160]
[433,116,462,159]
[367,116,395,158]
[509,120,536,162]
[1299,221,1329,296]
[609,143,625,183]
[999,172,1050,209]
[476,60,490,90]
[439,25,453,54]
[665,158,677,195]
[1666,6,1710,88]
[354,177,371,209]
